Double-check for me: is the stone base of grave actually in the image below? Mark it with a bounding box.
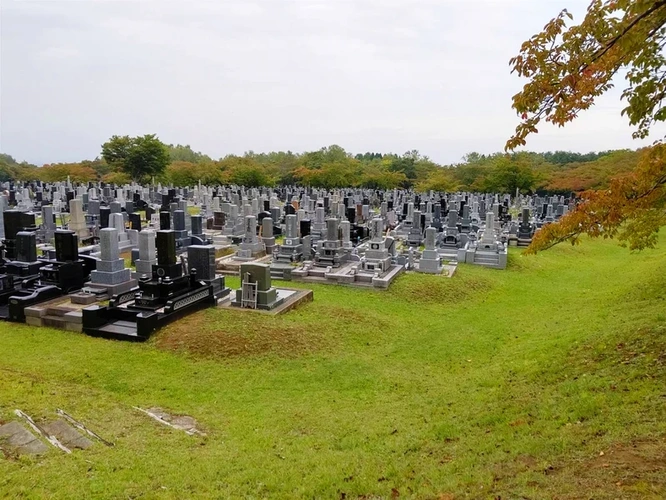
[205,277,232,302]
[211,234,232,246]
[269,263,297,280]
[70,292,99,305]
[222,287,312,315]
[262,237,275,255]
[464,244,508,270]
[417,249,443,274]
[23,294,107,333]
[413,262,457,277]
[406,231,423,247]
[232,287,282,310]
[135,259,157,277]
[235,247,266,261]
[222,225,244,238]
[215,253,272,275]
[437,245,467,263]
[291,261,405,289]
[85,279,138,298]
[69,222,88,239]
[416,260,443,274]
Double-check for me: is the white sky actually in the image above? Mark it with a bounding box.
[1,0,664,165]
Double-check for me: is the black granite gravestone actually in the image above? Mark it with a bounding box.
[156,230,177,266]
[55,230,78,262]
[300,220,311,238]
[346,207,356,223]
[15,231,37,263]
[99,207,110,228]
[191,215,203,236]
[160,211,171,230]
[129,213,142,231]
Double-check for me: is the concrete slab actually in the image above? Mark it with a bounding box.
[41,420,93,450]
[139,407,206,436]
[0,421,49,455]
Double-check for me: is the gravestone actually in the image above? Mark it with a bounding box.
[191,215,203,236]
[235,263,280,310]
[55,230,78,262]
[135,229,157,276]
[261,216,275,254]
[89,227,136,295]
[68,198,87,238]
[99,207,110,228]
[418,227,443,274]
[160,211,171,230]
[129,213,142,231]
[173,210,189,249]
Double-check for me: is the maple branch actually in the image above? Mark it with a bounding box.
[588,1,666,66]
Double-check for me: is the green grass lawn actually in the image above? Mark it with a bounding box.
[2,237,666,498]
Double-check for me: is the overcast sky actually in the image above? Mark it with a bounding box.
[1,0,663,166]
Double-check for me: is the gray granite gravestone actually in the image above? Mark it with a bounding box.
[89,227,137,295]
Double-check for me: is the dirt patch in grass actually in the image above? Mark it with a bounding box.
[154,309,332,360]
[388,273,492,305]
[490,439,666,498]
[323,306,392,331]
[550,439,666,498]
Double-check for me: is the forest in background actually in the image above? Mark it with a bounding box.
[0,144,643,195]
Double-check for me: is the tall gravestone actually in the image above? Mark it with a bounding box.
[68,198,87,238]
[135,229,157,276]
[89,227,136,295]
[418,227,443,274]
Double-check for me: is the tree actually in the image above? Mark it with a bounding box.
[485,155,538,194]
[166,161,199,187]
[416,168,459,192]
[167,144,211,163]
[101,134,170,182]
[507,1,666,253]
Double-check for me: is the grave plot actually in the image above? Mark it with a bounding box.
[82,230,219,342]
[288,218,404,289]
[23,226,140,331]
[411,227,457,277]
[223,262,312,314]
[6,230,96,323]
[216,215,272,274]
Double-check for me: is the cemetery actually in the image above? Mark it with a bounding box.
[3,175,664,499]
[2,224,665,498]
[5,0,666,496]
[0,180,553,337]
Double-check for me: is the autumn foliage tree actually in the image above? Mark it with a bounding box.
[508,0,666,253]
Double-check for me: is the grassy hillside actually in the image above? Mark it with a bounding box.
[1,237,665,499]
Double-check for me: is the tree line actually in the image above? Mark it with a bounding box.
[0,136,643,195]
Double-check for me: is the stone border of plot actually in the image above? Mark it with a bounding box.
[217,288,313,315]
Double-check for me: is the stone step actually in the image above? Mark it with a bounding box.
[40,315,82,332]
[45,306,77,317]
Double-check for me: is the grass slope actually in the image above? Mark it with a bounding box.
[1,237,666,499]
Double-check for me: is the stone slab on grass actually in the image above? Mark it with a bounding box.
[141,407,206,436]
[41,420,93,450]
[0,421,49,455]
